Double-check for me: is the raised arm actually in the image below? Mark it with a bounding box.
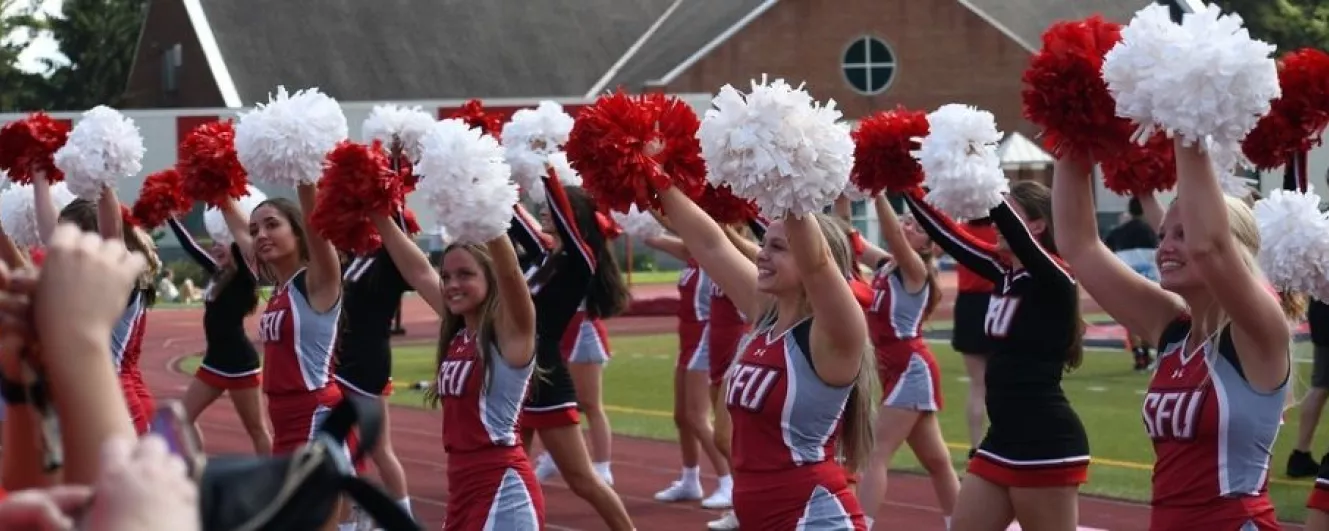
[900,189,1004,282]
[219,198,256,261]
[722,224,760,262]
[874,195,925,289]
[489,234,536,368]
[643,233,690,262]
[372,214,443,315]
[166,217,219,275]
[543,171,596,277]
[1174,141,1289,390]
[1053,156,1182,343]
[0,226,28,269]
[96,187,123,241]
[988,198,1074,290]
[789,214,869,387]
[657,187,760,316]
[33,171,59,244]
[297,184,342,313]
[507,203,551,264]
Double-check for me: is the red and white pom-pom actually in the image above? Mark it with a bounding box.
[566,91,707,213]
[131,169,192,229]
[54,106,144,200]
[0,113,70,184]
[851,107,929,194]
[417,119,519,244]
[1022,16,1133,158]
[1242,48,1329,170]
[448,99,504,140]
[235,86,348,187]
[611,205,664,241]
[1100,132,1177,195]
[179,120,248,207]
[913,104,1008,220]
[310,140,402,254]
[0,181,74,248]
[204,185,267,245]
[361,104,434,163]
[696,183,759,225]
[1253,187,1329,298]
[502,101,575,198]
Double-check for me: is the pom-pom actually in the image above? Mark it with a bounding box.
[131,169,192,229]
[0,113,70,184]
[913,104,1008,220]
[502,101,575,198]
[361,104,434,163]
[311,140,402,255]
[526,151,584,204]
[696,183,759,225]
[611,205,665,241]
[179,120,248,207]
[449,99,504,140]
[204,185,267,245]
[1022,16,1133,158]
[1100,132,1177,195]
[235,86,349,187]
[1102,4,1279,148]
[697,77,854,218]
[53,106,144,200]
[416,119,519,244]
[850,107,929,194]
[1253,188,1329,296]
[0,181,75,248]
[1242,48,1329,170]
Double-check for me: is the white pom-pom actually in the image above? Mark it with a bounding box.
[0,181,74,248]
[235,86,349,187]
[612,205,665,241]
[1253,188,1329,297]
[53,106,144,200]
[204,185,268,245]
[361,104,435,162]
[1103,3,1279,148]
[525,151,583,205]
[417,119,519,244]
[842,183,870,202]
[697,77,854,218]
[502,101,575,200]
[912,104,1008,220]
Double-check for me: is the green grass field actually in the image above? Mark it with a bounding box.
[177,334,1323,522]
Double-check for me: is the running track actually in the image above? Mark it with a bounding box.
[136,288,1207,530]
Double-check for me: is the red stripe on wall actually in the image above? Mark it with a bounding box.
[175,115,217,162]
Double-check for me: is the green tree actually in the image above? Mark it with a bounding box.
[1213,0,1329,52]
[37,0,147,110]
[0,0,46,111]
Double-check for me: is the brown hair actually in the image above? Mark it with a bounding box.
[1008,181,1085,371]
[531,186,631,318]
[249,198,310,284]
[424,243,500,407]
[59,199,161,288]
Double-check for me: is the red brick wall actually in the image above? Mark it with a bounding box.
[123,0,225,109]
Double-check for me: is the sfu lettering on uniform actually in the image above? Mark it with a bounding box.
[1142,389,1206,441]
[984,295,1021,338]
[438,359,475,398]
[258,310,285,343]
[727,364,780,412]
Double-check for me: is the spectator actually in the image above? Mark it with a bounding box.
[157,270,180,303]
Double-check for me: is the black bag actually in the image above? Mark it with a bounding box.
[197,396,420,531]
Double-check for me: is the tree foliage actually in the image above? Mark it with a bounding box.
[36,0,148,110]
[1212,0,1329,52]
[0,0,47,111]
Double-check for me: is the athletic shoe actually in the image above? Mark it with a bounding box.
[707,511,740,530]
[1287,450,1320,478]
[700,486,733,509]
[653,481,703,502]
[534,452,559,483]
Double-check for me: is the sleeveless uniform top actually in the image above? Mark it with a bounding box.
[709,282,745,327]
[439,330,536,453]
[727,318,854,472]
[1146,318,1285,528]
[336,247,410,361]
[111,290,147,374]
[678,260,712,323]
[955,221,997,294]
[867,263,929,347]
[167,218,258,359]
[260,270,343,395]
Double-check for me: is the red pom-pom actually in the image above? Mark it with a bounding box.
[0,113,70,184]
[1021,16,1133,158]
[131,169,192,229]
[850,107,929,194]
[395,157,417,194]
[311,140,402,255]
[449,100,504,141]
[566,91,707,213]
[1101,133,1176,195]
[179,121,248,207]
[401,207,421,235]
[27,246,44,266]
[1243,48,1329,170]
[696,183,758,225]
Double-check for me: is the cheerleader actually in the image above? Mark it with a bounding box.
[1052,145,1291,530]
[903,181,1088,530]
[369,211,543,530]
[656,182,875,529]
[34,173,160,434]
[853,194,959,528]
[166,215,271,455]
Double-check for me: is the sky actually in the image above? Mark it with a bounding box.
[4,0,65,74]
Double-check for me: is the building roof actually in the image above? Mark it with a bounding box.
[998,131,1053,169]
[192,0,674,105]
[958,0,1170,52]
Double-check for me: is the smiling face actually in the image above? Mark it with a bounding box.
[247,203,301,264]
[440,246,492,316]
[901,217,931,253]
[1155,197,1261,295]
[755,221,798,294]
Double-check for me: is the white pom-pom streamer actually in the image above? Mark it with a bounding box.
[53,106,144,200]
[0,181,75,248]
[526,151,583,205]
[697,77,854,218]
[842,183,870,202]
[204,185,268,245]
[417,119,519,244]
[1102,3,1280,148]
[361,104,434,163]
[1253,188,1329,298]
[235,86,348,187]
[612,205,665,241]
[912,105,1008,220]
[502,101,574,200]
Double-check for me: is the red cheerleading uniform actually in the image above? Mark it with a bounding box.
[112,290,152,434]
[867,262,942,411]
[259,270,344,454]
[560,303,612,365]
[675,260,712,373]
[707,283,747,385]
[440,330,543,530]
[1311,459,1329,514]
[727,318,866,530]
[168,218,262,390]
[1147,318,1284,530]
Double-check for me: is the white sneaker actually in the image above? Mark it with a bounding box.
[707,511,740,530]
[534,453,559,483]
[653,480,703,502]
[700,486,732,509]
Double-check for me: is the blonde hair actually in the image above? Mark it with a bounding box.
[424,243,500,407]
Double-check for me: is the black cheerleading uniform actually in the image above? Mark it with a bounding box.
[333,213,413,397]
[508,176,598,429]
[167,218,262,387]
[902,189,1090,487]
